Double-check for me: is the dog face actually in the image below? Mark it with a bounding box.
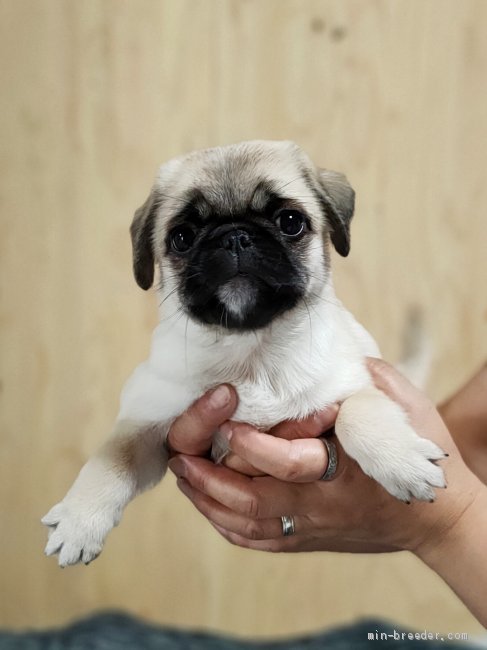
[131,141,355,331]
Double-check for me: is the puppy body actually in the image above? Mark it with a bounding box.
[120,283,376,429]
[43,141,446,567]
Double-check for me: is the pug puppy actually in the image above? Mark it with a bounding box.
[42,141,446,567]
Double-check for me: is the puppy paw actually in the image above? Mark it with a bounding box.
[336,388,448,503]
[359,433,447,502]
[41,501,119,567]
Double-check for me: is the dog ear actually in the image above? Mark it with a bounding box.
[130,190,158,290]
[316,169,355,257]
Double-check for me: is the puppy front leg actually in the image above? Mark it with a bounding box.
[42,420,169,567]
[42,357,197,566]
[335,387,447,502]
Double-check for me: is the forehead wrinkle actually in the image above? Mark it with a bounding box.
[171,189,211,220]
[197,147,281,214]
[249,181,275,211]
[171,144,315,217]
[200,172,258,215]
[189,190,212,218]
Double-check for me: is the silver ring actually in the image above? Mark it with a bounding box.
[319,437,338,480]
[281,515,295,537]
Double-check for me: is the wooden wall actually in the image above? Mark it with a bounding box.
[1,0,486,638]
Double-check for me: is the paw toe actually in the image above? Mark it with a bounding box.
[425,462,447,489]
[45,531,63,557]
[384,483,412,502]
[416,438,446,462]
[41,503,64,527]
[81,546,102,565]
[58,543,83,568]
[409,482,436,502]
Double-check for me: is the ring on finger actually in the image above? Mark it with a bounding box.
[319,436,338,481]
[281,515,296,537]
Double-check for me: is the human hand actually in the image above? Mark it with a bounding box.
[166,383,339,478]
[167,359,482,557]
[166,361,487,625]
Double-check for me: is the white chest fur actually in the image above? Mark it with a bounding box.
[118,283,379,429]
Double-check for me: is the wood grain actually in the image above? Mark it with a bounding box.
[1,0,486,637]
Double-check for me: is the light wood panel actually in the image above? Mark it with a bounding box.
[1,0,486,638]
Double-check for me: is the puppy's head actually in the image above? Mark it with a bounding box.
[131,141,354,331]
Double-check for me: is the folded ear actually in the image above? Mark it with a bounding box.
[316,169,355,257]
[130,190,158,290]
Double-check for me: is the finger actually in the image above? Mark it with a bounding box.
[222,452,265,476]
[176,478,284,540]
[367,357,424,403]
[170,454,365,537]
[219,402,338,474]
[219,423,333,482]
[270,404,339,440]
[168,455,314,518]
[211,522,299,553]
[366,357,436,430]
[212,523,395,553]
[167,385,237,456]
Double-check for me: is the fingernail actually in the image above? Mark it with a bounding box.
[168,457,186,478]
[219,421,233,440]
[177,477,192,497]
[208,385,231,410]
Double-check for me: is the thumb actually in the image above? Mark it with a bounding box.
[167,384,238,456]
[366,357,435,430]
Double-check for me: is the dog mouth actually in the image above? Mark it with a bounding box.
[216,274,259,319]
[183,268,305,331]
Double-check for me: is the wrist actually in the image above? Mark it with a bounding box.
[413,480,487,626]
[414,479,487,569]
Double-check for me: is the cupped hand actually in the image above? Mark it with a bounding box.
[167,359,482,557]
[166,382,339,478]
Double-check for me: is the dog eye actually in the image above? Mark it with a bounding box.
[275,210,305,237]
[170,226,196,253]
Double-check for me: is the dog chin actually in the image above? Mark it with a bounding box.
[185,274,303,332]
[217,276,258,320]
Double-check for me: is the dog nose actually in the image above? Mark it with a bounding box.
[221,230,252,253]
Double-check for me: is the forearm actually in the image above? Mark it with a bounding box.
[415,482,487,627]
[439,363,487,483]
[439,363,487,444]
